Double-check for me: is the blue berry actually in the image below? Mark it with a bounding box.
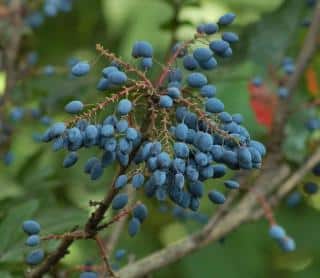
[112,193,129,210]
[205,98,224,113]
[218,13,236,25]
[188,181,204,198]
[133,204,148,222]
[132,41,153,58]
[102,66,118,78]
[187,73,208,88]
[278,237,296,252]
[200,85,216,98]
[183,55,199,70]
[152,170,167,186]
[237,147,252,169]
[63,152,78,168]
[84,157,99,174]
[25,235,40,247]
[303,182,318,194]
[97,78,111,91]
[140,58,153,70]
[116,120,129,133]
[219,112,232,123]
[195,152,208,167]
[174,173,185,189]
[224,180,240,189]
[71,61,90,77]
[208,190,226,204]
[101,124,114,137]
[286,191,301,207]
[197,24,206,33]
[90,161,103,180]
[115,175,128,189]
[168,68,183,82]
[25,249,45,265]
[203,23,218,34]
[199,57,217,70]
[159,95,173,108]
[209,40,229,54]
[117,99,132,115]
[232,113,243,124]
[115,249,127,260]
[128,217,140,237]
[175,123,188,141]
[85,125,98,140]
[167,87,181,99]
[132,173,145,188]
[50,122,66,137]
[109,71,127,85]
[269,225,286,240]
[23,220,41,235]
[193,48,213,62]
[65,100,84,114]
[126,128,138,141]
[222,32,239,43]
[174,142,189,158]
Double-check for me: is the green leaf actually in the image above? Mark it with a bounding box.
[245,0,305,69]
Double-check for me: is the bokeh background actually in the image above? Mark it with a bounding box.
[1,0,320,277]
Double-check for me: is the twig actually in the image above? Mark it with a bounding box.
[95,235,116,278]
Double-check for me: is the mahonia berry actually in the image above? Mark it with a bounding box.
[112,193,129,210]
[115,249,127,260]
[133,203,148,222]
[71,61,90,77]
[208,190,226,204]
[132,41,153,58]
[25,249,45,266]
[22,220,41,235]
[303,182,318,194]
[25,235,40,247]
[117,99,132,115]
[65,100,84,114]
[128,217,141,237]
[218,13,236,26]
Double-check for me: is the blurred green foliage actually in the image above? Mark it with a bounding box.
[1,0,320,277]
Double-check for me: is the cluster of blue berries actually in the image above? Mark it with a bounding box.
[42,100,142,181]
[269,224,296,252]
[22,220,45,266]
[26,0,73,29]
[40,13,267,241]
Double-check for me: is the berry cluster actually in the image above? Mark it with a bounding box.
[22,220,44,266]
[39,12,267,240]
